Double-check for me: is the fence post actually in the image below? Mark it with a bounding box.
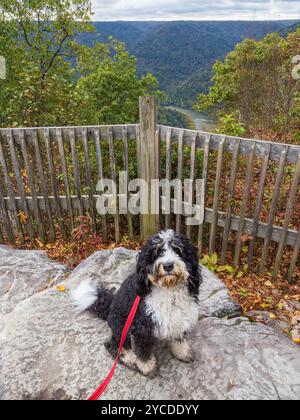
[138,96,160,239]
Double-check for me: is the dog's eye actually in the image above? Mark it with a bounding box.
[156,248,163,258]
[172,245,183,256]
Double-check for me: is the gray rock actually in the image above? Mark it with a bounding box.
[247,310,290,335]
[0,245,69,336]
[1,248,300,400]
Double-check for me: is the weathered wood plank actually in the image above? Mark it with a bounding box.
[154,126,161,231]
[198,134,211,255]
[0,133,25,243]
[3,123,300,164]
[43,128,67,240]
[0,125,139,147]
[165,128,172,230]
[32,130,56,242]
[220,138,240,264]
[176,130,184,234]
[19,129,46,243]
[175,201,299,247]
[108,126,120,242]
[247,144,271,267]
[93,128,108,242]
[6,195,299,247]
[259,147,288,274]
[69,128,84,217]
[122,126,134,238]
[7,131,35,244]
[288,228,300,282]
[0,180,15,243]
[234,142,256,266]
[0,223,4,243]
[138,96,160,239]
[186,132,197,239]
[209,137,225,254]
[273,154,300,278]
[82,127,97,233]
[159,125,300,164]
[56,127,74,234]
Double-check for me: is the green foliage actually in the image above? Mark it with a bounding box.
[217,113,246,137]
[195,30,300,141]
[78,20,294,108]
[201,253,248,280]
[73,39,162,126]
[200,253,219,273]
[0,2,161,128]
[0,0,93,127]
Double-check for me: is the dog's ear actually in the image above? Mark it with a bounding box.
[135,241,155,296]
[136,272,151,297]
[178,235,199,274]
[188,265,202,299]
[177,234,202,298]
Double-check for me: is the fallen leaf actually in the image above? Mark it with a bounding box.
[241,234,249,243]
[18,211,28,224]
[57,285,66,293]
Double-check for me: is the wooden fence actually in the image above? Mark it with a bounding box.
[0,97,299,281]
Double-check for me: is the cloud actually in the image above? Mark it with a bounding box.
[92,0,300,20]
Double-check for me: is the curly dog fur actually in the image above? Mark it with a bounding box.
[72,230,202,377]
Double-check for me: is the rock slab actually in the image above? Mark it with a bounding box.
[0,248,300,400]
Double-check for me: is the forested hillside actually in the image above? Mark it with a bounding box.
[280,21,300,36]
[78,20,298,107]
[196,30,300,144]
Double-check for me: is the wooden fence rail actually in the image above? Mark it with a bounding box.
[0,97,299,281]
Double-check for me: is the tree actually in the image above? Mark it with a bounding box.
[195,30,300,141]
[0,0,93,127]
[73,39,162,125]
[0,2,162,128]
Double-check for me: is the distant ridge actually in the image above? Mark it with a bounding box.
[77,20,300,107]
[279,21,300,36]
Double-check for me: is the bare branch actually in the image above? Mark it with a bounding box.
[42,31,70,78]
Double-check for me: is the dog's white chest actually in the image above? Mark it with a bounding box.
[145,287,199,340]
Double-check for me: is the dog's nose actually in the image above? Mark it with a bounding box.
[163,262,174,273]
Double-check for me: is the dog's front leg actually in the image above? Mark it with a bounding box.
[169,337,194,363]
[131,333,157,378]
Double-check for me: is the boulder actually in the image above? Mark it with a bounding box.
[0,245,69,337]
[1,248,300,400]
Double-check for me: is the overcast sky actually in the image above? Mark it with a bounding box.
[92,0,300,21]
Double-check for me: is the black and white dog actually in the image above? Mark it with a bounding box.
[72,230,202,377]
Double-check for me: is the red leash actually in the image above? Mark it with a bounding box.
[88,295,141,401]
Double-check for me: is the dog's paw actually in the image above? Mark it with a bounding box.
[120,349,138,370]
[120,350,157,378]
[178,347,195,363]
[136,354,158,378]
[170,339,195,363]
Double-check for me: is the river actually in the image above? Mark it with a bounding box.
[166,106,216,132]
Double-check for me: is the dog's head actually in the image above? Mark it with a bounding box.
[136,230,201,297]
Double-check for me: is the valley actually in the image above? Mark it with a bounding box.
[78,20,299,109]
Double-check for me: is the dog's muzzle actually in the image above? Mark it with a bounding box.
[149,261,189,289]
